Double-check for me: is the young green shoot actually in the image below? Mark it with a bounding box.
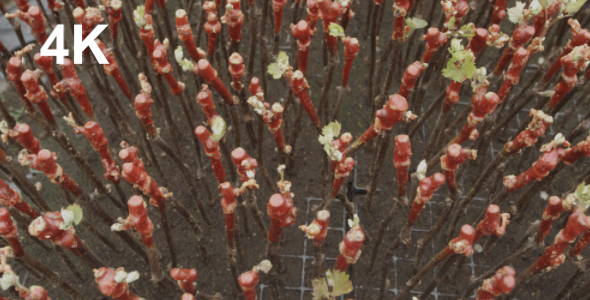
[312,269,354,300]
[318,121,342,161]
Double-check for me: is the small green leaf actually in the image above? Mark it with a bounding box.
[267,51,290,79]
[507,1,526,24]
[447,16,456,31]
[328,22,345,38]
[210,116,227,141]
[406,17,428,30]
[312,277,329,300]
[565,0,587,14]
[405,17,428,38]
[267,63,283,79]
[318,122,342,160]
[529,0,543,15]
[442,39,476,82]
[66,204,83,225]
[326,269,354,297]
[460,23,476,38]
[576,183,590,209]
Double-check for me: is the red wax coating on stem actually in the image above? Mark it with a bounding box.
[473,205,510,242]
[340,0,353,30]
[497,47,529,102]
[8,123,41,154]
[21,69,55,124]
[291,21,313,74]
[72,0,85,9]
[531,207,590,273]
[272,0,286,34]
[451,91,499,145]
[145,0,156,15]
[329,157,355,199]
[73,7,103,40]
[493,24,535,76]
[503,143,567,192]
[441,144,476,192]
[196,59,237,106]
[503,109,553,155]
[407,173,445,226]
[445,224,475,257]
[20,285,51,300]
[300,210,330,247]
[46,0,64,12]
[532,0,561,37]
[20,150,83,196]
[229,52,246,90]
[176,9,207,62]
[394,135,411,198]
[231,147,258,183]
[267,193,297,243]
[443,80,463,113]
[317,0,341,55]
[305,0,320,35]
[547,45,590,110]
[122,196,154,248]
[221,0,244,42]
[392,0,411,40]
[170,268,197,294]
[535,196,572,244]
[196,85,220,125]
[288,70,321,129]
[0,208,25,257]
[466,28,489,57]
[475,266,515,299]
[399,61,424,99]
[6,7,48,44]
[6,55,36,114]
[238,270,260,300]
[134,93,158,137]
[247,86,289,153]
[490,0,507,26]
[138,14,156,66]
[442,0,469,32]
[153,40,185,96]
[105,0,123,41]
[335,223,365,272]
[561,134,590,165]
[28,211,86,255]
[422,28,448,63]
[55,59,95,119]
[331,133,353,172]
[249,77,263,96]
[34,54,65,100]
[570,229,590,259]
[204,11,221,58]
[14,0,30,12]
[119,142,146,172]
[0,178,39,219]
[94,267,143,300]
[122,163,169,208]
[544,19,590,84]
[355,94,412,146]
[96,39,133,100]
[195,126,226,184]
[341,37,359,87]
[220,182,240,243]
[73,121,120,183]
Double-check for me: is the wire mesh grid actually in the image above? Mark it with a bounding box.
[252,96,584,299]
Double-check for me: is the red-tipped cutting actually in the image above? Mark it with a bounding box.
[96,39,133,100]
[473,205,510,242]
[0,208,25,257]
[335,221,365,272]
[475,266,515,299]
[222,0,245,43]
[195,126,226,184]
[267,193,297,243]
[94,267,143,299]
[492,24,535,76]
[291,21,313,74]
[441,144,476,193]
[170,268,197,295]
[54,59,95,119]
[176,9,207,62]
